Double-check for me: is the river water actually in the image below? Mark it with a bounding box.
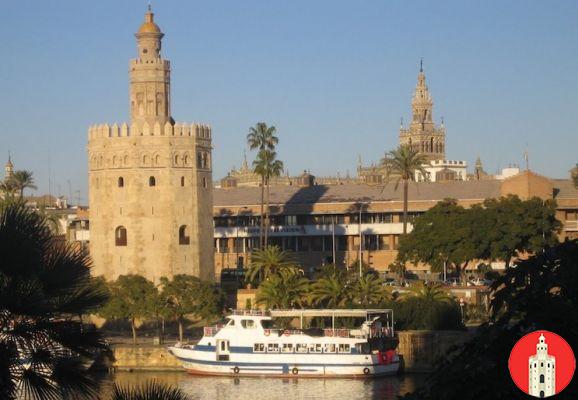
[102,371,426,400]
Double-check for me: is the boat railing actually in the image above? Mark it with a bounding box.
[203,324,224,337]
[322,327,394,339]
[230,309,271,317]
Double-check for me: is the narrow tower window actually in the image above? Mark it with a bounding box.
[115,226,127,246]
[179,225,190,245]
[118,177,124,187]
[181,176,185,187]
[149,176,156,186]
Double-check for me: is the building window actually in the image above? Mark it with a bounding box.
[181,176,185,187]
[540,375,544,383]
[179,225,190,245]
[115,226,127,246]
[118,177,124,187]
[203,177,208,188]
[149,176,156,186]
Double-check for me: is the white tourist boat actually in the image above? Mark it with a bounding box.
[168,309,399,378]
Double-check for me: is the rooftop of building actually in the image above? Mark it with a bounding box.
[214,174,578,208]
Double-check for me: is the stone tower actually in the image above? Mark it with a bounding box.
[87,7,214,282]
[399,62,446,161]
[5,155,13,179]
[528,334,556,397]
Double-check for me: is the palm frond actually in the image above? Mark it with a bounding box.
[111,380,190,400]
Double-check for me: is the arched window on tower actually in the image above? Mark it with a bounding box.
[115,226,127,246]
[179,225,190,245]
[181,176,185,187]
[149,176,156,187]
[175,155,179,165]
[118,177,124,188]
[430,137,434,152]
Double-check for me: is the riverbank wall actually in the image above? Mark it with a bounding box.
[108,330,472,373]
[397,330,473,372]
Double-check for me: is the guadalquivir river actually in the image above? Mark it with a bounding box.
[101,371,426,400]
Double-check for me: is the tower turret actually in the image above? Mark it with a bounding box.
[129,6,172,129]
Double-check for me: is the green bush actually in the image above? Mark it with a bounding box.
[394,298,464,331]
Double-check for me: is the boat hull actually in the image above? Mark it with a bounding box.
[169,347,399,378]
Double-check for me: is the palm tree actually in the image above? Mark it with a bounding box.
[10,170,37,197]
[0,180,17,199]
[256,268,309,309]
[245,245,298,283]
[247,123,278,248]
[309,275,351,308]
[384,145,429,234]
[253,149,284,247]
[350,274,390,307]
[0,201,109,399]
[402,282,453,304]
[111,380,190,400]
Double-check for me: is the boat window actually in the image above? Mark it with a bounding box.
[316,344,323,353]
[253,343,265,353]
[324,343,337,353]
[308,343,322,353]
[282,343,294,353]
[338,344,351,353]
[267,343,279,353]
[261,320,275,329]
[241,319,255,329]
[296,344,308,353]
[227,319,235,326]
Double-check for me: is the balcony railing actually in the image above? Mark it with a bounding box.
[565,220,578,231]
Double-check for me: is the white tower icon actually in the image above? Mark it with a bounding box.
[529,334,556,397]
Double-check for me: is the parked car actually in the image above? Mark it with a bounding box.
[468,278,494,286]
[443,278,461,286]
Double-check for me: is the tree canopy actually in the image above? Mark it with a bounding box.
[397,196,561,278]
[384,145,429,234]
[402,240,578,399]
[245,245,298,283]
[160,275,223,341]
[98,274,158,343]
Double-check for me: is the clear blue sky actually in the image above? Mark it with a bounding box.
[1,0,577,203]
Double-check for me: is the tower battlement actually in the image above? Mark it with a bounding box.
[88,122,212,140]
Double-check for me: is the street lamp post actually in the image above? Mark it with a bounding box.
[358,202,367,277]
[332,215,336,267]
[236,206,249,269]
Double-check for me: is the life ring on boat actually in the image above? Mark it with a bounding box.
[233,366,240,374]
[264,329,271,336]
[283,330,291,336]
[292,367,299,375]
[363,367,370,375]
